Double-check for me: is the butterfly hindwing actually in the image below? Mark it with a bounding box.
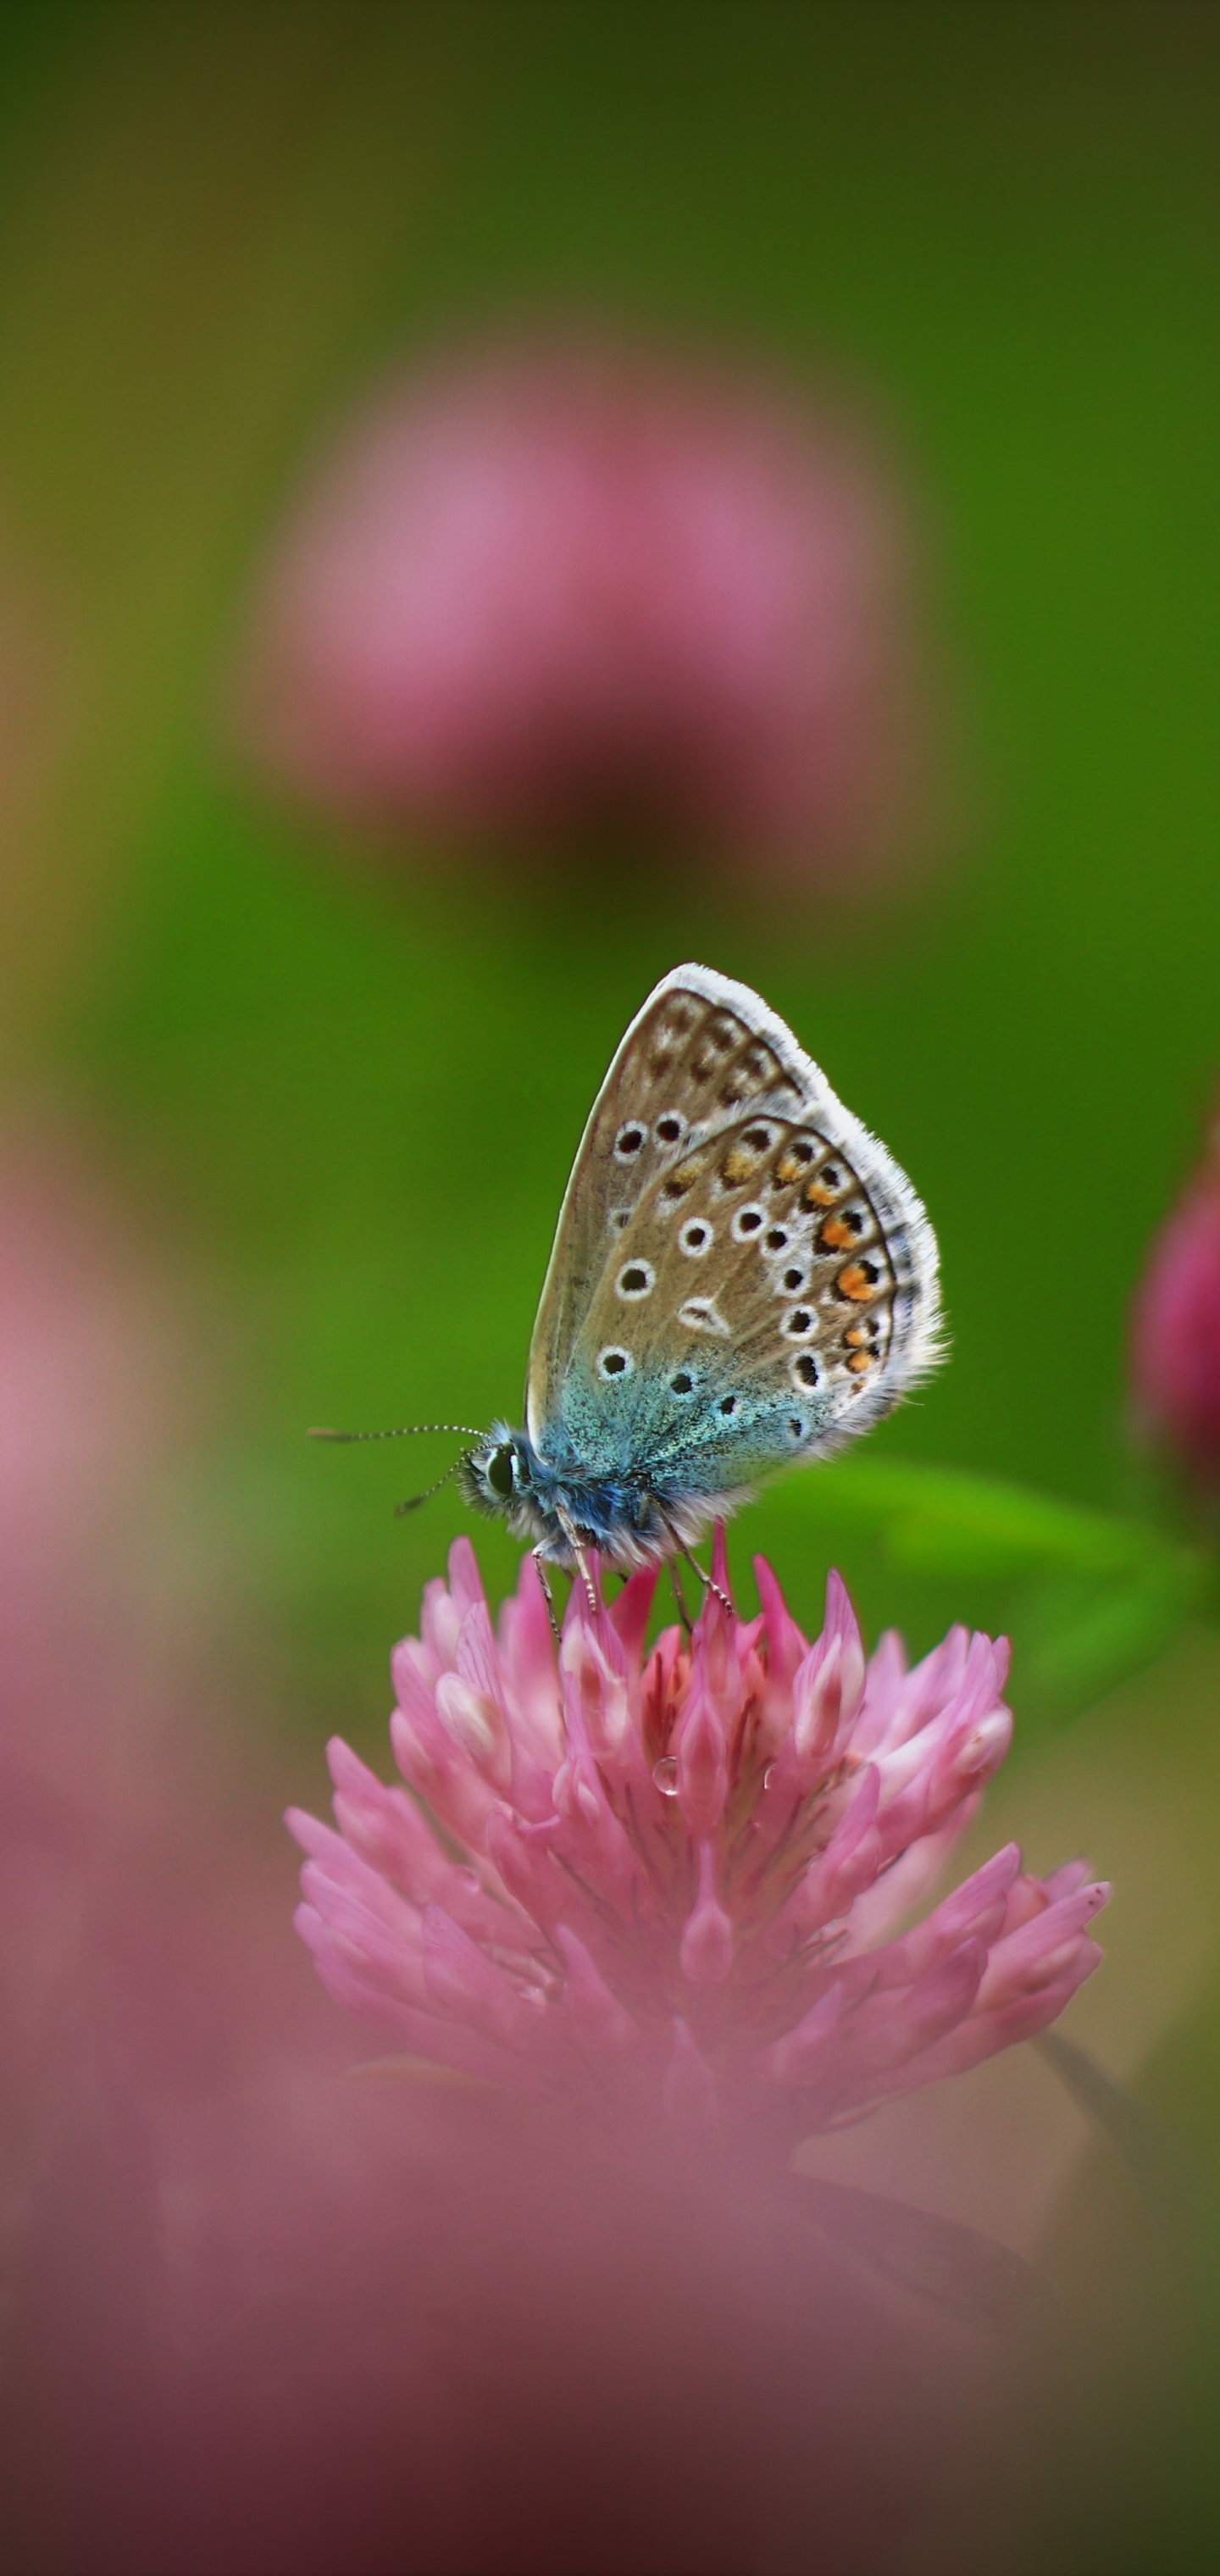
[525,965,940,1497]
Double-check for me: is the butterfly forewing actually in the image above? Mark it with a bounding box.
[525,967,940,1493]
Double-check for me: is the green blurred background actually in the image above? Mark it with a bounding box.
[1,6,1218,2565]
[2,0,1214,1744]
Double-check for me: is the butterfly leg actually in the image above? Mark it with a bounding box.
[532,1548,563,1648]
[667,1555,692,1637]
[555,1505,601,1618]
[665,1524,734,1619]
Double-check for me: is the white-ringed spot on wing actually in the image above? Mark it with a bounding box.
[791,1352,820,1391]
[613,1122,648,1161]
[779,1263,807,1295]
[718,1393,739,1417]
[784,1306,817,1340]
[596,1345,634,1381]
[669,1368,696,1397]
[615,1259,655,1302]
[677,1296,730,1337]
[679,1218,713,1257]
[609,1208,632,1231]
[730,1204,765,1241]
[763,1224,790,1253]
[653,1112,685,1147]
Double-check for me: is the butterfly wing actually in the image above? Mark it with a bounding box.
[525,964,941,1499]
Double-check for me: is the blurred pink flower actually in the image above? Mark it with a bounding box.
[290,1538,1106,2135]
[238,338,918,879]
[1131,1115,1220,1488]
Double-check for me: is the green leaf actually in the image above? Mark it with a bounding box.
[790,2174,1056,2336]
[1037,2032,1220,2296]
[741,1457,1203,1740]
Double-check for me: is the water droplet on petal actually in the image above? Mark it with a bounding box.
[652,1755,679,1796]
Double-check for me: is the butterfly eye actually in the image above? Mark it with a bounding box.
[616,1262,654,1301]
[597,1346,634,1380]
[614,1124,646,1160]
[486,1445,516,1498]
[679,1219,712,1257]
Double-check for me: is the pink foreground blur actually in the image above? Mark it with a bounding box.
[290,1538,1106,2135]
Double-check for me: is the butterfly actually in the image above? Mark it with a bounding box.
[316,965,942,1622]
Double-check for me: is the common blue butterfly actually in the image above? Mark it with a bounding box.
[455,964,942,1607]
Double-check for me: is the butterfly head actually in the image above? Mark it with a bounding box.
[459,1424,543,1534]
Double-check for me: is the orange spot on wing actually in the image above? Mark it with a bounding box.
[818,1214,858,1252]
[836,1262,879,1303]
[661,1156,704,1202]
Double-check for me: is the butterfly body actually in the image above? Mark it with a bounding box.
[462,964,942,1575]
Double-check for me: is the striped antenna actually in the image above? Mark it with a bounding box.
[396,1454,472,1518]
[308,1422,485,1442]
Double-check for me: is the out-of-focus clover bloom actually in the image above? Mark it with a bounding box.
[238,339,918,880]
[1132,1118,1220,1489]
[289,1540,1106,2135]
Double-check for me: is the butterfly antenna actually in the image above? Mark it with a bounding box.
[395,1455,471,1518]
[308,1422,484,1442]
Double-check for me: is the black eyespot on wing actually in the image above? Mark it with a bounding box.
[718,1394,737,1416]
[614,1124,646,1158]
[598,1346,632,1380]
[737,1209,762,1235]
[655,1113,683,1144]
[788,1416,803,1438]
[671,1370,694,1396]
[783,1266,805,1291]
[793,1352,819,1389]
[765,1227,789,1251]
